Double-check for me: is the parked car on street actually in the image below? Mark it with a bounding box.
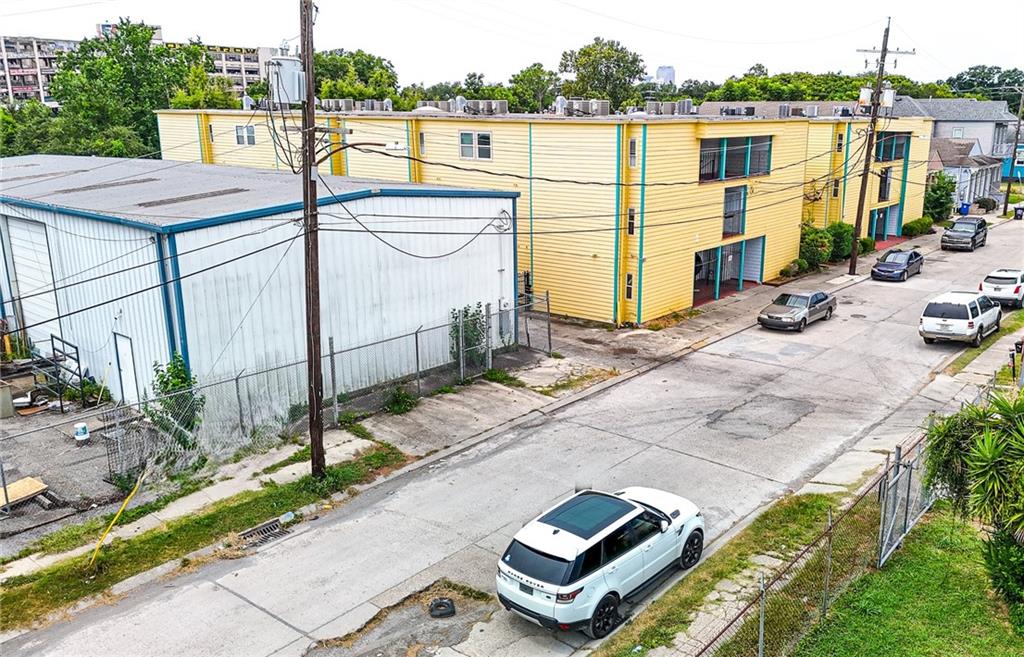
[940,217,988,251]
[919,291,1002,346]
[757,291,837,332]
[496,488,704,639]
[871,249,924,281]
[979,268,1024,308]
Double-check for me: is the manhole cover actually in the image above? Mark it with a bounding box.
[239,518,291,548]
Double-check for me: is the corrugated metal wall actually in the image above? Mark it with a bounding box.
[171,193,515,414]
[0,204,169,400]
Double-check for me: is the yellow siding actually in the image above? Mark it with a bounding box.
[157,113,203,163]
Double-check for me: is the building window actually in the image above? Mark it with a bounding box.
[627,208,636,235]
[749,136,771,175]
[418,131,426,155]
[878,167,892,201]
[208,124,215,143]
[723,186,745,236]
[835,132,844,153]
[625,273,634,300]
[629,138,637,168]
[724,137,747,178]
[875,132,907,162]
[832,179,840,198]
[235,125,255,145]
[699,139,721,181]
[459,131,491,159]
[952,127,964,138]
[700,136,772,181]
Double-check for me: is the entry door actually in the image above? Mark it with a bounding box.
[115,333,140,404]
[8,218,61,352]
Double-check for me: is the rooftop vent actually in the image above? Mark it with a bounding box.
[779,104,791,118]
[55,177,159,194]
[677,99,693,115]
[136,188,248,208]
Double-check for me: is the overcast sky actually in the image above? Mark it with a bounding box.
[3,0,1020,87]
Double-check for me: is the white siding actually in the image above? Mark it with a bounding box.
[0,203,170,401]
[171,194,515,428]
[7,217,61,349]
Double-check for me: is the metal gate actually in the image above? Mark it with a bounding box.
[878,438,934,567]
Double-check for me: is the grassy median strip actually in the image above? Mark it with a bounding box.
[946,309,1024,376]
[0,444,406,631]
[594,493,837,657]
[791,507,1024,657]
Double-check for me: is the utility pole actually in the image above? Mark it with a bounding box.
[1002,87,1023,217]
[300,0,326,478]
[849,18,914,275]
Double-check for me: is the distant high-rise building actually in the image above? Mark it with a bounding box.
[164,43,278,95]
[655,66,675,86]
[1,35,79,106]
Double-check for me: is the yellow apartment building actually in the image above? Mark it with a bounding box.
[155,108,932,325]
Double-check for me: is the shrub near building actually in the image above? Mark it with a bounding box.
[900,216,934,237]
[799,222,833,271]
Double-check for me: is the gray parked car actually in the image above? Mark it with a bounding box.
[757,291,837,332]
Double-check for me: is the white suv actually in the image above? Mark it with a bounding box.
[980,269,1024,308]
[496,488,704,639]
[919,291,1002,347]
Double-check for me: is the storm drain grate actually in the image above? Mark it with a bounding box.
[239,519,291,549]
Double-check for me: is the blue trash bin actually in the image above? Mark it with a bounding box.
[958,202,971,215]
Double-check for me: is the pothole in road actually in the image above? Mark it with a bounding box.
[708,395,815,439]
[307,579,496,657]
[850,314,867,319]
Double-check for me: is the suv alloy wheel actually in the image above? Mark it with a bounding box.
[584,593,621,639]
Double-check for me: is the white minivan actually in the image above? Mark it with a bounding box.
[919,291,1002,346]
[496,488,704,639]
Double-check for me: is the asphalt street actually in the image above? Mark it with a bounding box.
[6,220,1023,657]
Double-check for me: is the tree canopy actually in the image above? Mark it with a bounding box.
[559,37,645,109]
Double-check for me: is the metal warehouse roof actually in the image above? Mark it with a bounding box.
[0,154,516,233]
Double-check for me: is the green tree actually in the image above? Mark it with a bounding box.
[746,63,768,77]
[924,171,956,221]
[464,72,485,94]
[50,19,205,151]
[509,63,560,112]
[946,65,1024,103]
[313,49,397,95]
[244,79,268,103]
[170,65,239,109]
[559,37,645,109]
[147,353,205,450]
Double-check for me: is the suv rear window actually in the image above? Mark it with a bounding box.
[502,540,572,585]
[985,276,1018,286]
[923,302,968,320]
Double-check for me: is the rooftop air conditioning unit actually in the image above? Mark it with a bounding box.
[839,107,853,117]
[661,102,677,115]
[465,99,481,113]
[646,101,662,114]
[806,105,819,117]
[354,100,364,111]
[590,99,610,116]
[416,100,429,108]
[339,98,353,112]
[570,99,587,114]
[791,107,805,117]
[744,106,756,116]
[493,99,508,114]
[480,100,493,114]
[677,98,693,115]
[436,100,451,112]
[778,104,791,118]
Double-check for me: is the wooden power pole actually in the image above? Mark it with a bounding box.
[1002,88,1023,218]
[300,0,326,478]
[848,17,914,275]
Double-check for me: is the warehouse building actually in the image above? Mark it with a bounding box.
[0,155,517,407]
[156,106,932,325]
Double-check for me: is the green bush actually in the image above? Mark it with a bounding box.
[858,236,875,254]
[826,222,855,261]
[1011,603,1024,636]
[982,529,1024,607]
[975,196,998,212]
[383,386,418,415]
[780,261,800,278]
[795,258,810,273]
[901,216,934,237]
[924,171,956,221]
[799,223,833,270]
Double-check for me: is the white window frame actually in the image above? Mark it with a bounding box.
[629,138,638,168]
[627,208,636,235]
[459,131,491,160]
[235,125,255,145]
[951,126,964,138]
[418,131,426,156]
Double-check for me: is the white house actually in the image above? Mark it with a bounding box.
[1,155,518,411]
[927,138,1004,207]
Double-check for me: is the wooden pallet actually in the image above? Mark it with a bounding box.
[1,476,48,506]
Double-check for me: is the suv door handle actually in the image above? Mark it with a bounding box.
[606,565,618,574]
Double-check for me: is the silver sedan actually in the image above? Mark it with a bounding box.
[757,290,837,332]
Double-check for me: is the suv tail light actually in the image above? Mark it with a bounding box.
[1015,286,1022,294]
[556,587,584,604]
[978,283,983,291]
[967,321,975,329]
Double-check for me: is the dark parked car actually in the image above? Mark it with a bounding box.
[871,249,924,281]
[757,291,837,332]
[940,217,988,251]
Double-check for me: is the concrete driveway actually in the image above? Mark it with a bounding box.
[6,221,1023,657]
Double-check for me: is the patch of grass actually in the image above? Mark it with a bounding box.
[432,385,457,395]
[946,309,1024,376]
[534,369,618,397]
[0,444,406,631]
[382,386,418,415]
[0,477,215,565]
[483,368,525,387]
[258,445,310,476]
[594,493,839,657]
[550,351,565,359]
[791,507,1024,657]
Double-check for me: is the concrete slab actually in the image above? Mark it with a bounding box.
[810,450,887,487]
[309,602,380,641]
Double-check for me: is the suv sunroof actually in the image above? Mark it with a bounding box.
[538,492,635,539]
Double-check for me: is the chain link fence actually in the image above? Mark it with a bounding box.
[690,434,933,657]
[4,300,551,483]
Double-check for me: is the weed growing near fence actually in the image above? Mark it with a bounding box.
[383,387,418,414]
[449,303,487,367]
[483,368,525,387]
[0,444,406,631]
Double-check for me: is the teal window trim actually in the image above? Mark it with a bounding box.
[528,123,534,279]
[765,138,773,173]
[759,237,765,283]
[713,246,723,300]
[737,240,746,292]
[405,120,413,182]
[612,125,622,324]
[896,137,911,235]
[740,186,748,233]
[890,133,897,160]
[636,125,648,324]
[744,137,752,177]
[718,137,727,179]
